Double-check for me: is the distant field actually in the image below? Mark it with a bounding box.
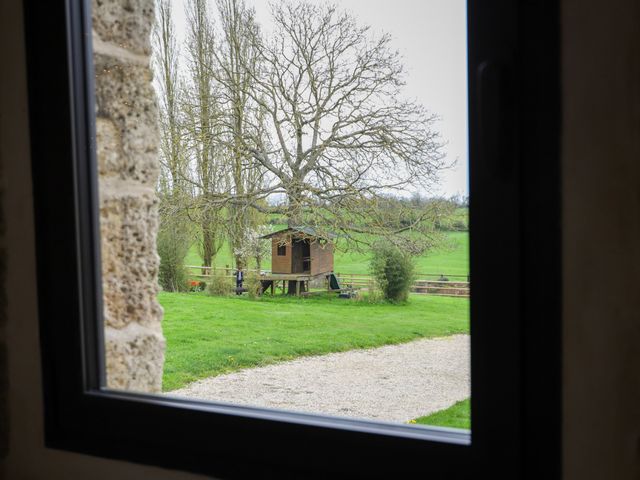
[335,231,468,277]
[185,230,469,279]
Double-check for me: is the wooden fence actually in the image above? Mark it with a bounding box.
[185,266,470,298]
[186,265,258,278]
[331,272,469,298]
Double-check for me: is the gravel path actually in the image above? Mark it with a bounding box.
[168,334,470,423]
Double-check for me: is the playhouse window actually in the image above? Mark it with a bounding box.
[277,244,286,256]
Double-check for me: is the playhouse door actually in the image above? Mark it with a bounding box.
[292,239,311,273]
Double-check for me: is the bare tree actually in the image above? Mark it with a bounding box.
[212,0,266,268]
[233,1,449,252]
[154,0,186,193]
[153,0,192,290]
[155,0,451,258]
[183,0,227,268]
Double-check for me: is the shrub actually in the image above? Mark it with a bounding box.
[188,280,207,292]
[157,218,191,292]
[353,283,385,304]
[244,273,263,299]
[207,270,234,296]
[365,283,385,303]
[370,243,416,302]
[451,218,468,231]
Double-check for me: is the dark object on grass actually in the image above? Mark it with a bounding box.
[328,272,341,290]
[329,273,356,298]
[338,291,357,299]
[260,279,273,294]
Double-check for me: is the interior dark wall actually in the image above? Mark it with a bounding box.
[562,1,640,478]
[0,0,638,478]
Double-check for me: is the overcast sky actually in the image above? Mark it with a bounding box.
[169,0,468,197]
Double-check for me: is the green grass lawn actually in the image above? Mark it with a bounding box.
[185,230,469,279]
[160,292,469,391]
[412,398,471,430]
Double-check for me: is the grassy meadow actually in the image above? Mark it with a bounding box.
[166,225,470,391]
[160,293,469,391]
[165,223,471,427]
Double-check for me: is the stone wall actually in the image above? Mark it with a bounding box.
[93,0,165,392]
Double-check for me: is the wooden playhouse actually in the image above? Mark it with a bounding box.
[259,226,337,295]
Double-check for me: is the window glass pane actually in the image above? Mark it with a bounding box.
[94,0,470,431]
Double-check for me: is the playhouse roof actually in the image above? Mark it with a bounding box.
[261,226,337,241]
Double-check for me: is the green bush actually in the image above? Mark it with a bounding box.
[370,243,416,302]
[157,219,191,292]
[207,271,234,296]
[451,219,468,231]
[353,286,385,304]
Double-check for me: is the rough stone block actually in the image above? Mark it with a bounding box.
[100,184,163,330]
[93,0,164,395]
[92,0,155,55]
[94,53,159,185]
[96,117,123,177]
[105,323,165,392]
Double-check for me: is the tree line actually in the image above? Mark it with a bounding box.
[153,0,456,291]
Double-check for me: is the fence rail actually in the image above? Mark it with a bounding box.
[185,266,470,298]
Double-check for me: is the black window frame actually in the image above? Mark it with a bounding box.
[277,244,287,257]
[24,0,561,478]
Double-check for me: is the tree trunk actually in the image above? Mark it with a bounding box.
[286,183,304,227]
[201,220,215,275]
[234,253,244,270]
